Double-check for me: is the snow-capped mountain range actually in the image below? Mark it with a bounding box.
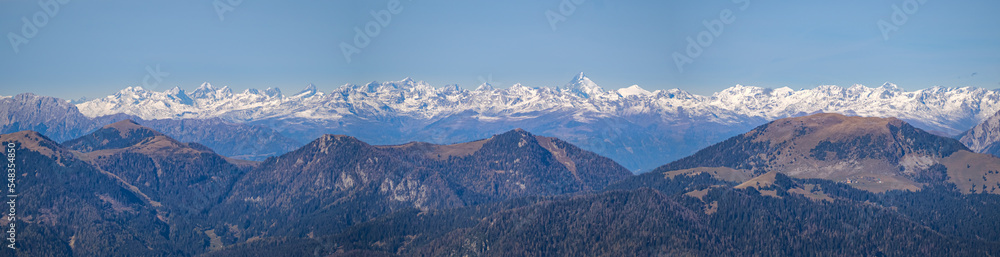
[78,73,998,135]
[71,72,1000,171]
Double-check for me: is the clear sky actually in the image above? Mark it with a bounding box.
[1,0,998,100]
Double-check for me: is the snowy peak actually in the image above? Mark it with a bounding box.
[564,72,604,98]
[879,82,902,92]
[194,82,214,91]
[191,82,216,98]
[715,84,767,96]
[126,86,148,93]
[616,85,652,97]
[508,83,533,94]
[438,84,461,94]
[264,87,282,98]
[165,86,182,95]
[112,86,150,99]
[218,86,233,97]
[190,83,233,99]
[166,87,194,105]
[393,77,421,90]
[656,88,697,99]
[362,81,381,92]
[476,83,496,92]
[293,84,318,98]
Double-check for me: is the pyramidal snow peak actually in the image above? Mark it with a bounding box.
[564,72,604,98]
[475,83,495,91]
[293,83,319,98]
[191,82,214,96]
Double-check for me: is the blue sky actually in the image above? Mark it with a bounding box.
[1,0,998,100]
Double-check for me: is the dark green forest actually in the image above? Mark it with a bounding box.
[204,172,1000,256]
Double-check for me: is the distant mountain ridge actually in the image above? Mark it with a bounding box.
[0,93,133,141]
[209,128,632,241]
[64,119,256,215]
[0,131,194,256]
[61,119,166,152]
[76,73,999,134]
[1,122,630,255]
[0,93,302,161]
[67,73,1000,171]
[654,113,1000,194]
[960,110,1000,157]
